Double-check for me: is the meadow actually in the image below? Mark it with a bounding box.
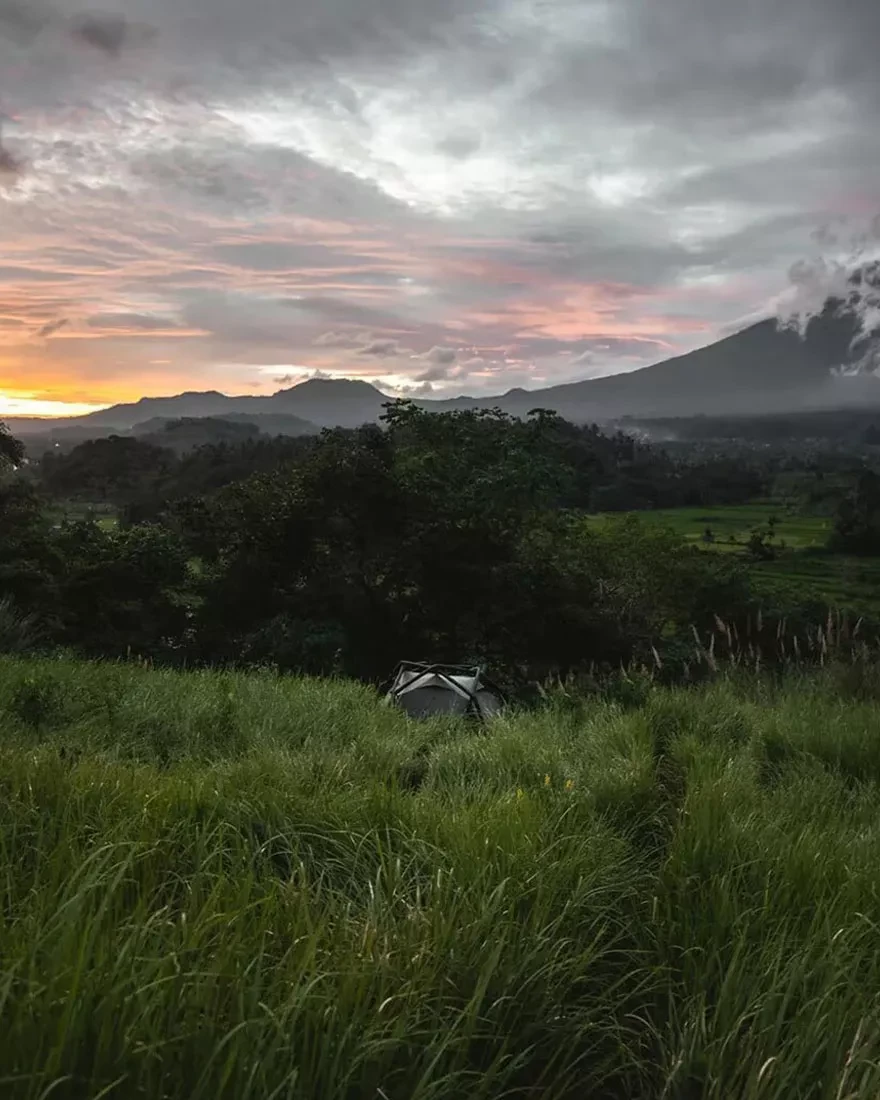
[589,503,880,619]
[3,656,880,1099]
[625,502,830,551]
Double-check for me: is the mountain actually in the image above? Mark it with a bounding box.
[453,316,880,422]
[5,378,387,437]
[132,412,321,442]
[269,378,391,426]
[5,307,879,439]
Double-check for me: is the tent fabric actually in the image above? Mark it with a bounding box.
[386,663,504,720]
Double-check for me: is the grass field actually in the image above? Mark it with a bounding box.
[46,501,118,531]
[617,502,831,551]
[591,504,880,618]
[751,553,880,618]
[4,656,880,1099]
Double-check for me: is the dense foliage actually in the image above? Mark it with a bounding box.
[2,404,878,683]
[0,420,24,468]
[830,469,880,555]
[2,407,760,682]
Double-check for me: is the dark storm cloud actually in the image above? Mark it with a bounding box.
[0,2,155,55]
[69,12,155,56]
[0,0,488,94]
[0,140,21,174]
[520,0,880,127]
[0,2,51,42]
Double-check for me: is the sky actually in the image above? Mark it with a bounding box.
[1,0,879,416]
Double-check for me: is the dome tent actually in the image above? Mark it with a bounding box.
[385,662,504,720]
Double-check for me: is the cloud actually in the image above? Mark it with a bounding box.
[414,345,458,381]
[0,142,20,175]
[421,345,456,365]
[69,12,156,56]
[358,338,410,357]
[568,337,673,367]
[775,217,880,358]
[383,378,434,397]
[36,317,68,338]
[416,363,453,382]
[2,0,880,407]
[0,2,50,43]
[313,330,372,348]
[0,118,22,176]
[86,312,183,332]
[273,367,330,386]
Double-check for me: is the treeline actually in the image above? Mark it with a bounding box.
[31,407,774,517]
[2,406,878,685]
[631,406,880,447]
[0,406,748,680]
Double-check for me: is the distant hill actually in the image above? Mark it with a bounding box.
[133,413,321,451]
[6,303,879,439]
[133,417,263,455]
[5,378,388,437]
[219,413,321,437]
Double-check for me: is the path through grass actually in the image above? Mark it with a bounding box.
[2,657,880,1098]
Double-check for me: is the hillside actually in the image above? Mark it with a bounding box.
[483,317,880,420]
[132,413,321,450]
[3,653,880,1099]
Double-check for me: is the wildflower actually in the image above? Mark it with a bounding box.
[516,788,524,801]
[544,774,551,787]
[564,779,574,792]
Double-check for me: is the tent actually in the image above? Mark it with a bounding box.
[385,662,504,720]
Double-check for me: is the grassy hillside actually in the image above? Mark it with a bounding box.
[3,657,880,1098]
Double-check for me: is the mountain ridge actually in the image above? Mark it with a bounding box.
[6,310,880,438]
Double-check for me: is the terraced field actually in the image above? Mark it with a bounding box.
[628,502,830,551]
[750,553,880,618]
[591,504,880,617]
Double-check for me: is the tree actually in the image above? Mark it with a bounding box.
[40,435,174,505]
[54,522,192,659]
[183,403,757,684]
[187,405,584,678]
[0,422,24,469]
[746,527,776,561]
[0,482,61,614]
[829,470,880,555]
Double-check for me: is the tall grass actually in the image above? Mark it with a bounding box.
[2,656,880,1098]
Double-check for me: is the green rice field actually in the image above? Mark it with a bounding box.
[592,504,880,618]
[626,502,830,551]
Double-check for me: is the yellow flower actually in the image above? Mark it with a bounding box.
[564,779,575,792]
[516,788,524,801]
[544,774,551,787]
